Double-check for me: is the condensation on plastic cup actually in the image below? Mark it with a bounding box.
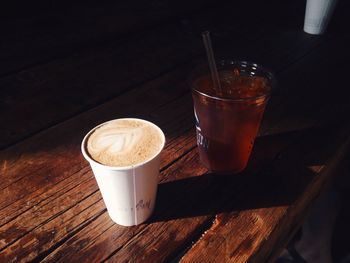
[304,0,338,35]
[81,118,166,226]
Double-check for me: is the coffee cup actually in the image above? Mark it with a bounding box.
[304,0,338,35]
[81,118,165,226]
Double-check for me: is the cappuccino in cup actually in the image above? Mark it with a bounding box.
[81,118,165,226]
[86,119,164,167]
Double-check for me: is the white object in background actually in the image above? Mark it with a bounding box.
[81,119,165,226]
[304,0,338,35]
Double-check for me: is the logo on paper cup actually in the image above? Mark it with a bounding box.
[136,199,151,210]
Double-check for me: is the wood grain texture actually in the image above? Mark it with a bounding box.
[10,40,350,260]
[0,29,330,226]
[178,35,350,262]
[1,35,349,262]
[0,71,195,262]
[42,129,301,262]
[180,120,350,263]
[1,0,350,262]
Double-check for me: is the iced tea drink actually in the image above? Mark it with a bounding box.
[191,60,273,173]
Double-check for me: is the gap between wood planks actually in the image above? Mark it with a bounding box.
[0,34,348,262]
[1,8,348,263]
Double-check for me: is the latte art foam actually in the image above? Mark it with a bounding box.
[86,119,163,166]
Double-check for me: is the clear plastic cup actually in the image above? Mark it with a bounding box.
[191,60,274,174]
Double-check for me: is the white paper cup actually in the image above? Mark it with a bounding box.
[304,0,338,35]
[81,119,165,226]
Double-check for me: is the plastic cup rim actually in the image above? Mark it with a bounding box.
[191,60,274,103]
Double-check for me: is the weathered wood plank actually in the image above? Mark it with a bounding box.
[107,94,350,263]
[0,74,197,262]
[1,6,349,263]
[180,119,350,263]
[0,85,294,261]
[0,70,191,229]
[1,32,346,262]
[42,129,301,263]
[0,30,331,230]
[67,120,350,263]
[256,130,350,263]
[39,35,350,262]
[0,123,196,261]
[102,133,306,263]
[178,35,350,261]
[35,42,350,260]
[42,150,208,263]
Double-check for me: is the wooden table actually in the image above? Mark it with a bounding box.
[1,0,350,262]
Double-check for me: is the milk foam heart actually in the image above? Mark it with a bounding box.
[86,119,163,166]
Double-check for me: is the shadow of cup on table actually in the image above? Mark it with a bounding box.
[152,170,299,223]
[151,122,345,223]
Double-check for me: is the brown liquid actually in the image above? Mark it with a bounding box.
[192,70,271,173]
